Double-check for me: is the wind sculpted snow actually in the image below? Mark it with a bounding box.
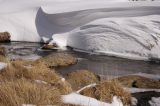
[0,0,160,60]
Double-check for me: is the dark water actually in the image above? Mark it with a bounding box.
[58,51,160,78]
[1,42,160,78]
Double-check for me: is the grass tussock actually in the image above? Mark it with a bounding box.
[0,60,72,94]
[115,75,160,89]
[80,80,131,106]
[36,52,77,67]
[0,79,61,106]
[0,47,6,56]
[66,70,100,90]
[0,55,7,62]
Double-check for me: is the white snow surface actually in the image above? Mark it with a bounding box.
[0,0,160,60]
[149,97,160,106]
[126,88,160,93]
[62,93,123,106]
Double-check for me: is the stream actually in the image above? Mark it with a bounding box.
[1,42,160,79]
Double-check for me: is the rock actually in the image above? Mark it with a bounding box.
[80,80,131,106]
[115,75,160,89]
[66,70,99,90]
[0,32,10,42]
[41,44,58,50]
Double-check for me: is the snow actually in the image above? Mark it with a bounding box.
[77,83,97,93]
[67,15,160,60]
[126,88,160,93]
[0,0,160,60]
[22,104,36,106]
[131,97,138,106]
[149,97,160,106]
[133,73,160,80]
[62,93,123,106]
[0,62,7,70]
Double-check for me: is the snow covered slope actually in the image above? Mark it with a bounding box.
[67,15,160,60]
[0,0,160,60]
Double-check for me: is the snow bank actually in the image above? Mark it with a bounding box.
[126,88,160,93]
[62,93,123,106]
[0,0,160,60]
[67,15,160,60]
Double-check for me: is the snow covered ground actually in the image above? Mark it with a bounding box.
[0,0,160,60]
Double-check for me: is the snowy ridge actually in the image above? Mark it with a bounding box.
[0,0,160,60]
[67,15,160,60]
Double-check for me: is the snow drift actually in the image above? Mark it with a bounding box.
[0,0,160,60]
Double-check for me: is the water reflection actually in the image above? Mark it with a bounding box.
[1,42,160,77]
[57,52,160,76]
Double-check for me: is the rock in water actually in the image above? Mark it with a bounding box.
[0,32,10,42]
[41,44,58,50]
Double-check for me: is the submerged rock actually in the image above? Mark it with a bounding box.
[0,32,10,42]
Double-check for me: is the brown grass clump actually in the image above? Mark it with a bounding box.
[0,47,7,62]
[0,32,10,42]
[66,70,100,90]
[36,52,77,67]
[0,47,6,56]
[0,55,7,62]
[0,79,61,106]
[0,60,72,94]
[80,80,131,106]
[115,75,160,89]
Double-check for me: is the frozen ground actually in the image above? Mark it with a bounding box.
[0,0,160,60]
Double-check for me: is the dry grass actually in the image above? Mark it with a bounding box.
[80,80,131,106]
[66,70,100,90]
[36,52,77,67]
[0,47,6,56]
[115,75,160,89]
[0,79,61,106]
[0,60,72,94]
[0,55,7,62]
[0,47,7,62]
[0,32,10,42]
